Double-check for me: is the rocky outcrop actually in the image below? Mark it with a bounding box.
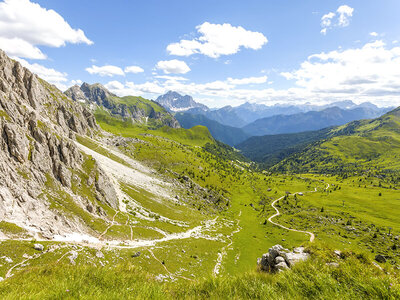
[258,245,310,272]
[0,49,118,239]
[65,83,180,128]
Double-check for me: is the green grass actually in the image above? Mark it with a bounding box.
[276,174,400,264]
[0,245,398,299]
[0,222,28,237]
[95,108,214,147]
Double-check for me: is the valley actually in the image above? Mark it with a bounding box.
[0,49,398,298]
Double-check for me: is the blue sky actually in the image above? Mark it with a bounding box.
[1,0,400,107]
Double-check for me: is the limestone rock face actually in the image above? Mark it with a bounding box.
[0,49,118,239]
[258,245,310,272]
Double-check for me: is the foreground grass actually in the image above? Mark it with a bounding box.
[0,247,398,299]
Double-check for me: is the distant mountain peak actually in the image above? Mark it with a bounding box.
[156,91,208,112]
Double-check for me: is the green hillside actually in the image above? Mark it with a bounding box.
[237,127,333,166]
[175,112,250,146]
[272,107,400,174]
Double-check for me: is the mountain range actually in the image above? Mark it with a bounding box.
[155,91,392,146]
[1,48,400,297]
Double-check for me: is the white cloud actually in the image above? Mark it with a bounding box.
[370,32,378,37]
[280,40,400,106]
[227,76,267,85]
[16,58,68,90]
[105,80,125,90]
[124,65,144,74]
[156,59,191,74]
[155,75,188,81]
[337,5,354,27]
[320,5,354,35]
[105,80,166,96]
[0,0,92,59]
[167,22,268,58]
[86,65,125,77]
[71,79,83,86]
[321,12,336,28]
[102,41,400,108]
[0,37,46,59]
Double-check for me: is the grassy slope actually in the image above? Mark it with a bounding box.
[97,94,176,128]
[94,111,315,275]
[273,108,400,174]
[0,244,398,299]
[1,106,400,297]
[175,112,250,146]
[237,127,333,165]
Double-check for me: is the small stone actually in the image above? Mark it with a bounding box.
[96,251,104,258]
[372,261,383,271]
[33,244,44,251]
[3,257,13,263]
[334,250,342,257]
[375,254,386,263]
[326,262,339,267]
[131,251,141,258]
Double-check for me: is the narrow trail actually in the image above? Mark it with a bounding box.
[6,245,73,278]
[213,211,242,277]
[148,249,192,281]
[98,211,119,240]
[268,182,330,243]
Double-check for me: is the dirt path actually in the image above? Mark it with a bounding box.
[148,249,192,281]
[268,182,330,243]
[213,212,242,276]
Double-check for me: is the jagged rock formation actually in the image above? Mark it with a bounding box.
[257,245,310,272]
[65,83,180,128]
[0,50,118,239]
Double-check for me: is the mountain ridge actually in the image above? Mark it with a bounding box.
[66,83,180,128]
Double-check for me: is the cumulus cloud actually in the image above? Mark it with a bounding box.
[86,65,125,77]
[156,60,191,74]
[337,5,354,27]
[105,80,166,96]
[321,12,336,28]
[0,0,92,59]
[167,22,268,58]
[280,40,400,106]
[102,41,400,108]
[71,79,83,85]
[16,58,68,90]
[320,5,354,35]
[124,65,144,73]
[370,32,378,37]
[227,76,267,85]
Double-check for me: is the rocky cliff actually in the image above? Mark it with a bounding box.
[65,83,180,128]
[0,50,118,239]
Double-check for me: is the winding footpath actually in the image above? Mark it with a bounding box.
[268,183,330,243]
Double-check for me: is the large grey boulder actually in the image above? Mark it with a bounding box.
[258,244,310,272]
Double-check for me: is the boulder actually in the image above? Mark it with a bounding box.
[282,251,309,267]
[268,244,284,259]
[258,244,310,272]
[33,243,44,251]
